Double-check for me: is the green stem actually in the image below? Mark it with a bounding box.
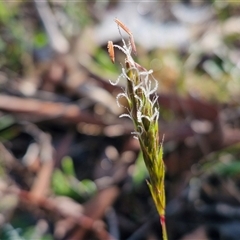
[161,215,168,240]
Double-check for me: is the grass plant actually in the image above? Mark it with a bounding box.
[108,19,168,240]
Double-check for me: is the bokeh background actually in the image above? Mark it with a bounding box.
[1,1,240,239]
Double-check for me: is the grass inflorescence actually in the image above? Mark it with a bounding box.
[108,19,168,240]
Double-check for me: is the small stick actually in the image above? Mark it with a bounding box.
[115,18,137,55]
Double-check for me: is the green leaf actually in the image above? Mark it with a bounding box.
[215,160,240,177]
[79,179,97,197]
[33,31,48,48]
[0,126,20,142]
[61,156,75,177]
[52,169,71,196]
[0,2,14,23]
[0,115,15,131]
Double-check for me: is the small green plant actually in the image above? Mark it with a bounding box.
[52,156,97,202]
[108,19,167,240]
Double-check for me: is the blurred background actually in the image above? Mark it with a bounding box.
[1,0,240,239]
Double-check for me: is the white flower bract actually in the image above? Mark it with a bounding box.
[109,38,159,137]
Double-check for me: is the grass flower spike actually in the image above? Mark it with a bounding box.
[108,19,168,240]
